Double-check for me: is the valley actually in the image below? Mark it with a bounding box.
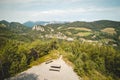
[0,20,120,80]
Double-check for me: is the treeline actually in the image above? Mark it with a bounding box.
[46,20,120,31]
[0,39,58,79]
[60,41,120,80]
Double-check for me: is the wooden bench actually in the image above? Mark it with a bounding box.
[49,69,60,72]
[51,66,61,68]
[45,60,53,64]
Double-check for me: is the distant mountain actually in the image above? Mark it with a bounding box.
[23,21,68,27]
[0,20,32,43]
[23,21,35,27]
[46,20,120,30]
[0,20,9,26]
[0,20,30,33]
[23,21,50,27]
[35,21,50,25]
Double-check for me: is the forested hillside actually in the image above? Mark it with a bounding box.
[0,20,120,80]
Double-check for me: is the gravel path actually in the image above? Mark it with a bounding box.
[7,56,80,80]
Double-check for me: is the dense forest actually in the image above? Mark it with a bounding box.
[0,20,120,80]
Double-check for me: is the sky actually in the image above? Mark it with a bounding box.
[0,0,120,23]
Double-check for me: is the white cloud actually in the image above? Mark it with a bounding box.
[31,7,113,16]
[0,5,120,23]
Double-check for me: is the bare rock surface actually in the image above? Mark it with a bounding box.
[8,56,80,80]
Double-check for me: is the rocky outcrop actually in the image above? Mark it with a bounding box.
[66,38,74,41]
[32,25,45,31]
[0,24,6,27]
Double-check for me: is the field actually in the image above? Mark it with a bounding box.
[75,32,92,37]
[101,28,116,35]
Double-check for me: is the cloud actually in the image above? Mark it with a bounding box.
[0,0,73,4]
[32,7,120,16]
[0,0,120,22]
[0,6,120,22]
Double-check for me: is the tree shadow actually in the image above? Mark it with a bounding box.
[8,73,38,80]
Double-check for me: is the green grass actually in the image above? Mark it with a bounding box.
[75,32,92,37]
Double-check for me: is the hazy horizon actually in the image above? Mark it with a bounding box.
[0,0,120,23]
